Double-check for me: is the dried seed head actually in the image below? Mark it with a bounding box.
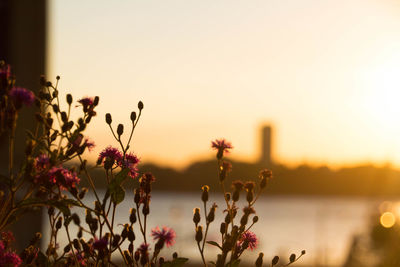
[105,113,112,124]
[193,208,201,225]
[195,226,203,242]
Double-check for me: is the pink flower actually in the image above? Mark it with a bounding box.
[97,146,122,167]
[35,154,50,171]
[151,226,176,247]
[9,87,35,108]
[0,252,22,267]
[120,152,140,178]
[239,231,258,251]
[48,167,80,190]
[211,139,233,159]
[137,243,150,254]
[84,138,95,152]
[69,251,86,266]
[93,237,108,251]
[78,97,94,106]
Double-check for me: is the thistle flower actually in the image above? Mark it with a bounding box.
[211,139,233,159]
[137,243,150,255]
[120,152,140,178]
[78,97,94,106]
[0,252,22,267]
[34,154,50,171]
[151,226,176,248]
[83,138,95,152]
[47,167,80,189]
[93,237,108,251]
[97,146,122,167]
[239,231,258,251]
[9,87,35,108]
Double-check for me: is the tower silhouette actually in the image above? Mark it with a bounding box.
[260,125,272,167]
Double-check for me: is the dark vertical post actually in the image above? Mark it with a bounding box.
[0,0,46,251]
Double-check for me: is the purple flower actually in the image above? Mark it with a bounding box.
[9,87,35,108]
[151,226,176,247]
[97,146,122,167]
[137,243,150,254]
[78,97,94,106]
[35,154,50,171]
[84,138,95,152]
[47,167,80,190]
[239,231,258,251]
[93,237,108,251]
[211,139,233,159]
[0,252,22,267]
[69,251,86,266]
[120,152,140,178]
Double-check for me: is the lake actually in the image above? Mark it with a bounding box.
[42,192,389,266]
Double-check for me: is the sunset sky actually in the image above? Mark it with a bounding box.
[48,0,400,169]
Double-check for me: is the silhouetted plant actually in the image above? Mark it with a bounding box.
[0,60,304,266]
[193,139,305,267]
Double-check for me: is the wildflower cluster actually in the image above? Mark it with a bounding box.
[192,139,305,266]
[0,60,303,266]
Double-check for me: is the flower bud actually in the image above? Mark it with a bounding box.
[193,208,200,225]
[134,189,141,204]
[138,101,144,110]
[60,111,68,122]
[117,124,124,136]
[253,216,259,223]
[124,250,133,265]
[112,235,121,247]
[66,94,72,105]
[246,190,254,203]
[94,96,99,106]
[55,217,62,230]
[255,253,264,267]
[130,208,137,224]
[195,226,203,242]
[52,104,59,113]
[73,239,81,250]
[64,245,71,253]
[272,256,279,266]
[142,203,150,215]
[201,185,209,202]
[220,222,226,234]
[105,113,112,124]
[289,254,296,263]
[71,213,80,225]
[78,188,88,199]
[128,226,135,242]
[301,250,306,255]
[130,111,136,122]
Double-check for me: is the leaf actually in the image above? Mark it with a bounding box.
[161,258,189,267]
[226,260,240,267]
[18,198,80,216]
[111,186,125,205]
[36,251,50,267]
[107,168,129,205]
[206,241,222,250]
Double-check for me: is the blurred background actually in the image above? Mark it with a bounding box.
[2,0,400,266]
